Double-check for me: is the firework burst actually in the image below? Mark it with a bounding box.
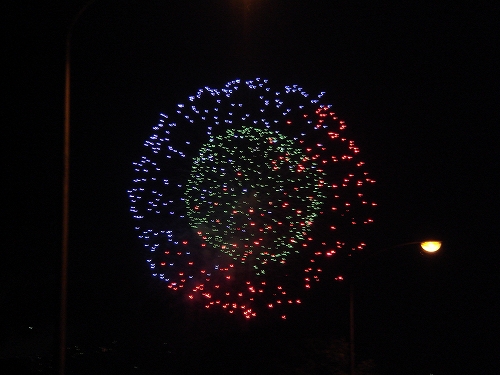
[128,78,376,319]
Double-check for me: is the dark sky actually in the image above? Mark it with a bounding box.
[3,0,499,374]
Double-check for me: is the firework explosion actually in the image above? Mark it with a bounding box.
[128,78,376,319]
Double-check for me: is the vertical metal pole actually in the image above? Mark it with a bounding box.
[60,31,71,375]
[59,4,98,373]
[350,282,355,375]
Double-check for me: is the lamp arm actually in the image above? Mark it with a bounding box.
[66,0,99,45]
[355,241,424,270]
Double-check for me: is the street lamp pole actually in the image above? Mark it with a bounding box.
[349,281,356,375]
[60,2,98,374]
[348,240,441,375]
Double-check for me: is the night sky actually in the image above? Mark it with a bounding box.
[3,1,499,374]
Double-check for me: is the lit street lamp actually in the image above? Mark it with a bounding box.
[420,241,442,253]
[348,240,442,375]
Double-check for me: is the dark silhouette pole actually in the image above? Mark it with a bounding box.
[60,2,97,374]
[348,241,441,375]
[349,282,355,375]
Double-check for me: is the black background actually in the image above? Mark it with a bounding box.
[3,0,498,373]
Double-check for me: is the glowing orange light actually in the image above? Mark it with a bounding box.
[420,241,442,252]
